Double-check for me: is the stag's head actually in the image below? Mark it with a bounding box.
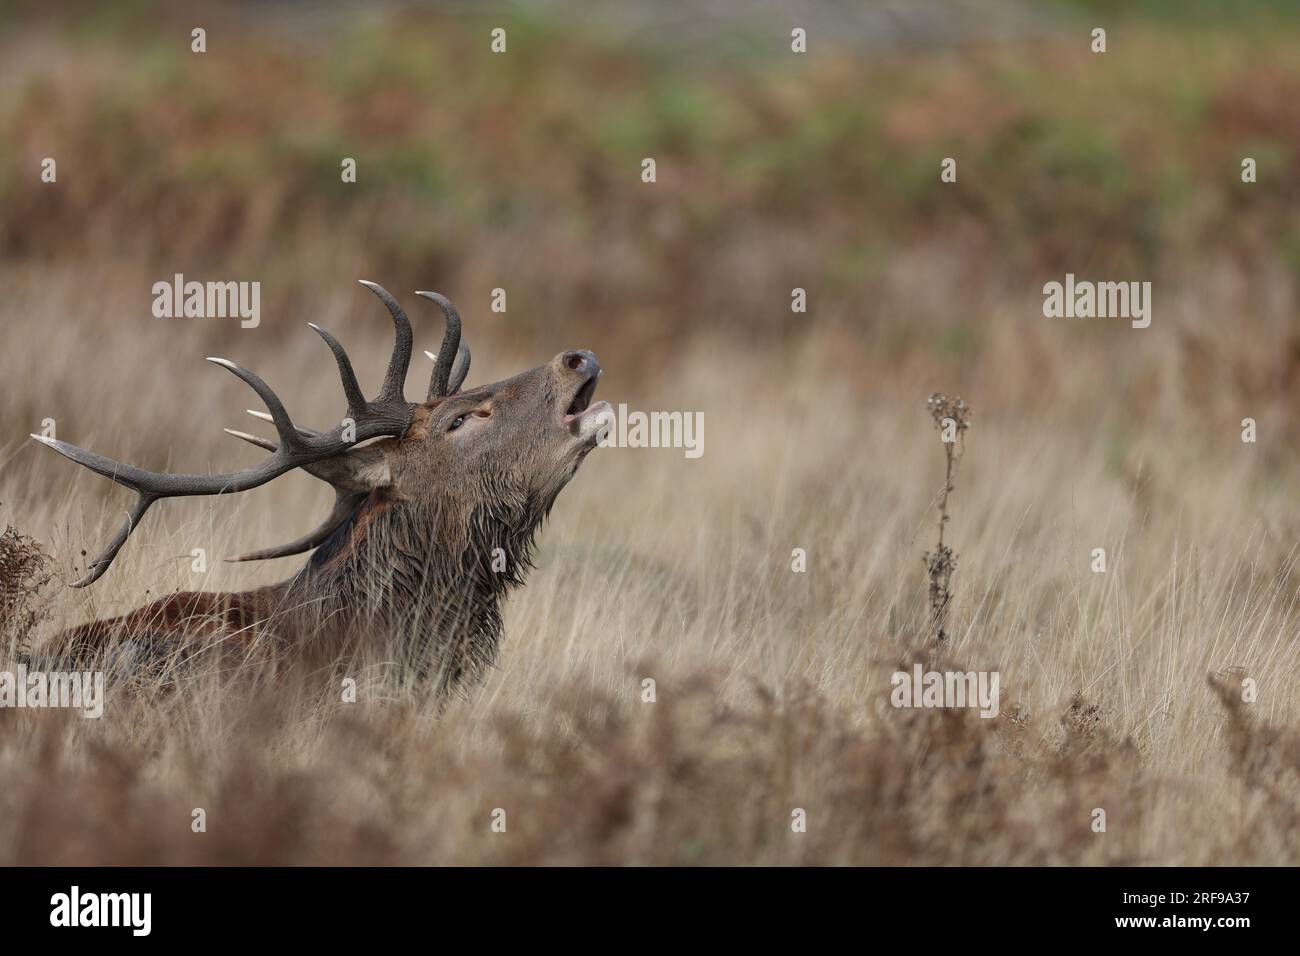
[33,281,611,585]
[399,345,610,526]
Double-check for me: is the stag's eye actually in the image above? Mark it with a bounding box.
[448,415,467,432]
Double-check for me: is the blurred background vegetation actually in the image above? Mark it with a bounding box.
[3,0,1297,410]
[3,0,1300,866]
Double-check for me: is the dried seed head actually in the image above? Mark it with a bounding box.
[927,393,972,432]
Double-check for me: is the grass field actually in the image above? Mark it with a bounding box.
[1,0,1298,864]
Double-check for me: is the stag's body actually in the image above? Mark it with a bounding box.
[35,282,611,691]
[55,485,529,688]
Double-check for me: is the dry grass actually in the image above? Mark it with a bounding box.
[2,287,1299,864]
[1,2,1299,865]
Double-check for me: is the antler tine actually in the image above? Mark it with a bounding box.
[245,409,321,439]
[224,428,277,452]
[225,490,364,563]
[308,323,366,415]
[423,342,471,395]
[358,280,413,404]
[206,358,303,452]
[69,492,155,587]
[414,290,462,401]
[449,342,471,394]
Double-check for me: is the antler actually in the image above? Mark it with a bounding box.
[221,286,474,565]
[222,413,389,563]
[415,290,464,400]
[427,343,471,396]
[33,280,418,586]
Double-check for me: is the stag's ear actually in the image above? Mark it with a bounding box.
[304,443,392,494]
[225,413,392,493]
[222,423,395,564]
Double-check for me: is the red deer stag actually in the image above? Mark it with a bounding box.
[30,281,611,690]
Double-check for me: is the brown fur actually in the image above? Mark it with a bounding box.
[38,350,608,693]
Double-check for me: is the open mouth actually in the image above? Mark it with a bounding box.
[562,373,612,441]
[564,374,598,420]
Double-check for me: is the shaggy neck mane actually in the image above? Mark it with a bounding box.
[276,484,552,688]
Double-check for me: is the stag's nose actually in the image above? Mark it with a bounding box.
[560,349,600,378]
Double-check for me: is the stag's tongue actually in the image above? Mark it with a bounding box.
[568,400,614,441]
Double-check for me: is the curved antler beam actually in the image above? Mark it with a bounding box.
[32,281,418,586]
